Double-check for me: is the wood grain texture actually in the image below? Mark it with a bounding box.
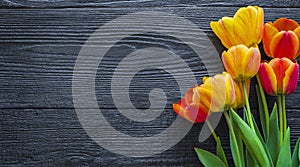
[1,108,299,166]
[0,7,299,108]
[0,1,300,167]
[0,0,299,8]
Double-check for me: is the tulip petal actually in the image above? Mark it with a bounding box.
[255,7,264,43]
[173,103,184,116]
[173,102,209,123]
[283,63,299,95]
[273,18,299,31]
[259,63,277,95]
[193,86,212,107]
[233,6,264,46]
[263,23,279,57]
[184,87,193,106]
[269,58,294,93]
[210,17,236,48]
[294,27,300,56]
[222,50,237,79]
[186,103,209,123]
[270,31,299,59]
[243,47,261,79]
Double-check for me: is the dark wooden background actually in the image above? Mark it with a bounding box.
[1,0,300,166]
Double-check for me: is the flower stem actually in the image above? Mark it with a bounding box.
[206,120,218,142]
[224,110,242,167]
[256,74,270,136]
[282,95,286,135]
[278,95,283,146]
[242,80,255,131]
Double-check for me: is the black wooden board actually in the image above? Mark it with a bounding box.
[0,1,300,166]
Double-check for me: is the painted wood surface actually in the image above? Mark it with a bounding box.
[1,0,300,166]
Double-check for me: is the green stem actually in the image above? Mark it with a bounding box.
[282,96,286,134]
[256,74,270,136]
[224,110,242,167]
[278,95,283,146]
[206,120,219,142]
[242,80,255,131]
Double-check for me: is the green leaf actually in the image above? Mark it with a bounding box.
[230,109,271,167]
[276,128,291,167]
[246,108,274,167]
[292,137,300,167]
[245,148,258,167]
[267,103,280,166]
[230,110,244,167]
[256,84,269,141]
[216,137,228,167]
[194,147,227,167]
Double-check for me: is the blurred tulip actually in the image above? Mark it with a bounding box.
[210,6,264,48]
[173,87,210,123]
[172,72,235,123]
[258,57,299,95]
[222,44,261,81]
[263,18,300,59]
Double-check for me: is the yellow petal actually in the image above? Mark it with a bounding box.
[294,26,300,56]
[283,63,299,95]
[263,23,279,57]
[258,63,277,95]
[210,17,236,48]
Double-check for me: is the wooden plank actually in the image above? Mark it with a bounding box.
[1,108,299,166]
[0,7,299,109]
[0,0,299,8]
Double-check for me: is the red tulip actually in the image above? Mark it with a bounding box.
[258,57,299,95]
[263,18,300,59]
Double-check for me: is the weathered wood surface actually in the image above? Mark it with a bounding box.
[0,1,300,166]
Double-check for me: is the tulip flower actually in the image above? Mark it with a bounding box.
[258,57,299,96]
[222,44,261,81]
[172,72,235,123]
[195,72,236,112]
[263,18,300,59]
[172,87,210,123]
[210,6,264,49]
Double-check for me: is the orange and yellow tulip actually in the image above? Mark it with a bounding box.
[222,44,261,81]
[258,57,299,96]
[172,72,235,123]
[263,18,300,59]
[210,6,264,49]
[172,87,209,123]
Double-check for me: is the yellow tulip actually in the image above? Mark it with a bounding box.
[210,6,264,48]
[172,72,235,123]
[222,45,261,81]
[193,72,236,112]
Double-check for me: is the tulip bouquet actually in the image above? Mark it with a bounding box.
[173,6,300,167]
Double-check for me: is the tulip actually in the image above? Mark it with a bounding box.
[222,44,261,81]
[172,87,210,123]
[210,6,264,49]
[263,18,300,59]
[258,57,299,96]
[172,72,235,123]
